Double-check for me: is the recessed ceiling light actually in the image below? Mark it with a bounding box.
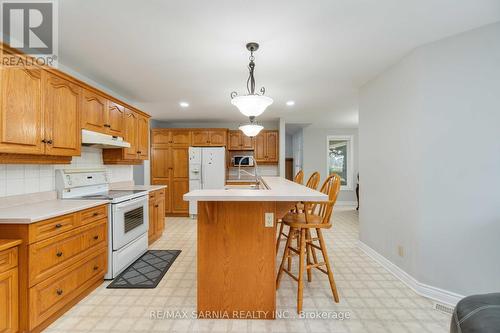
[179,102,189,108]
[286,100,295,106]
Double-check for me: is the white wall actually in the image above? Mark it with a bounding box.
[291,129,303,175]
[302,127,359,203]
[285,134,293,158]
[0,147,133,197]
[359,22,500,297]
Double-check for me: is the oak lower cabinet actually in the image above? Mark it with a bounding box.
[0,205,108,332]
[254,130,279,163]
[0,240,20,333]
[148,188,166,244]
[228,130,254,150]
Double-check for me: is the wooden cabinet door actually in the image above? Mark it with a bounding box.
[171,148,189,178]
[148,196,156,242]
[151,180,170,214]
[123,109,138,159]
[137,114,149,159]
[265,131,278,162]
[0,268,18,333]
[0,67,44,155]
[155,197,164,234]
[106,102,124,136]
[254,133,266,161]
[151,130,170,147]
[191,130,209,146]
[43,71,81,157]
[171,180,189,213]
[209,130,226,146]
[81,89,107,133]
[228,131,241,150]
[241,134,254,150]
[170,130,191,147]
[151,147,171,179]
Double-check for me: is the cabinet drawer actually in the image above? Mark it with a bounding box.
[29,248,106,328]
[79,205,108,226]
[29,220,107,286]
[157,189,165,198]
[0,247,17,273]
[29,213,78,243]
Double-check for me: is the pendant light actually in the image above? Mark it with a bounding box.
[231,42,273,117]
[239,116,264,137]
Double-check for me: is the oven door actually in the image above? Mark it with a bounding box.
[112,196,148,251]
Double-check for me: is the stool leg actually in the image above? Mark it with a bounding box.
[307,229,319,265]
[297,228,306,313]
[287,230,296,271]
[276,220,284,254]
[276,227,294,289]
[305,230,313,282]
[317,228,339,302]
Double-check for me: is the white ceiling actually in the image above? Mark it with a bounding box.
[59,0,500,127]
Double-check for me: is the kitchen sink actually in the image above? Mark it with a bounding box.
[224,181,269,190]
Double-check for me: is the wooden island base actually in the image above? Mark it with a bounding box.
[197,201,293,319]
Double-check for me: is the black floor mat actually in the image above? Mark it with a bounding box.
[107,250,181,289]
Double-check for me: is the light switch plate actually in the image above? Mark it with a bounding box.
[265,213,274,227]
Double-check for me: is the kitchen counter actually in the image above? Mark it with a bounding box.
[0,199,108,224]
[186,176,327,319]
[185,176,327,202]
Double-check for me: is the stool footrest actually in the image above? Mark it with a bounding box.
[283,268,299,282]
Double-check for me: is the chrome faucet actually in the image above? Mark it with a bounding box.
[237,156,259,183]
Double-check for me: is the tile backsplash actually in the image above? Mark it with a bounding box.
[0,147,133,197]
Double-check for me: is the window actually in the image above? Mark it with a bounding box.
[327,135,353,190]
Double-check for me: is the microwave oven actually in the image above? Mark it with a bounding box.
[233,155,254,167]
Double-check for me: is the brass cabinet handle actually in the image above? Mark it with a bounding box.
[56,289,63,296]
[92,212,99,217]
[46,139,53,144]
[41,139,47,143]
[93,265,99,271]
[93,235,99,240]
[104,124,111,128]
[56,251,63,257]
[155,204,159,208]
[55,223,62,228]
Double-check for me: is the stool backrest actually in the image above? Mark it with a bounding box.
[307,174,341,225]
[293,170,304,185]
[305,172,320,190]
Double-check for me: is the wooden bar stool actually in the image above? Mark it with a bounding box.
[276,172,320,254]
[276,174,341,313]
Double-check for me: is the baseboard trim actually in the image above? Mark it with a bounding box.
[336,201,358,206]
[357,240,463,306]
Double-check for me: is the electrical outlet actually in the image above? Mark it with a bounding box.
[264,213,274,227]
[398,245,405,257]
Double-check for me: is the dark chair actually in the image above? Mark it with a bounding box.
[451,293,500,333]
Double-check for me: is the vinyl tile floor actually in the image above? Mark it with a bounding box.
[45,207,451,333]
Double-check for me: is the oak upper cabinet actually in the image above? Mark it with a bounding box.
[81,89,107,133]
[137,114,149,159]
[106,101,125,136]
[191,130,210,146]
[170,130,191,147]
[209,130,227,146]
[254,130,279,163]
[228,130,254,150]
[192,129,227,146]
[123,109,139,159]
[43,71,81,156]
[0,66,44,155]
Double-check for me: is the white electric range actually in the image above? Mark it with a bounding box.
[55,169,149,279]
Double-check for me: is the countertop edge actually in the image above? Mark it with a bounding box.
[0,200,108,225]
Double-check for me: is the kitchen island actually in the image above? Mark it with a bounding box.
[183,176,327,319]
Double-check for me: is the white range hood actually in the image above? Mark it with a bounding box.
[81,129,130,148]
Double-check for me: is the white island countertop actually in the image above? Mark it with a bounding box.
[184,176,328,202]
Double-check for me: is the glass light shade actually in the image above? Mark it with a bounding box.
[239,123,264,137]
[231,95,273,117]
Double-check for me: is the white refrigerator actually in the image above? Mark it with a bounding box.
[188,147,226,216]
